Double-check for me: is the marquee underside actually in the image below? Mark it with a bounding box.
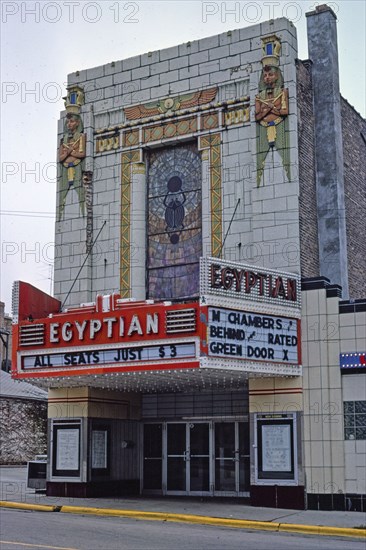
[17,364,300,393]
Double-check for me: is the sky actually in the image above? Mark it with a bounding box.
[1,0,365,313]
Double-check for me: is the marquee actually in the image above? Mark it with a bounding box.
[13,259,302,389]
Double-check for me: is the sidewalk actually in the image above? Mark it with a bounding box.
[1,467,365,539]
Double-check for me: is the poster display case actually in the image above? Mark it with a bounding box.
[51,419,82,480]
[255,413,297,484]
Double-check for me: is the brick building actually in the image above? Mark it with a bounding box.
[12,5,365,509]
[0,370,47,464]
[0,301,12,372]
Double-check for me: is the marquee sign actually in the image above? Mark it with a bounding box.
[16,302,199,350]
[207,307,300,366]
[22,342,196,371]
[13,296,201,380]
[200,257,301,312]
[13,277,302,384]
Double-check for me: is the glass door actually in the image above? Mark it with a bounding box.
[166,423,187,492]
[214,422,236,492]
[189,423,210,493]
[214,422,250,495]
[143,421,249,496]
[165,422,211,494]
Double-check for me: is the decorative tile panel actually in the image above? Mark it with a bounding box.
[144,117,197,144]
[120,150,140,298]
[122,129,139,148]
[201,112,219,130]
[95,133,120,153]
[124,88,217,120]
[223,104,250,126]
[200,134,223,258]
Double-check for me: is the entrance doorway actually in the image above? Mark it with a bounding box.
[214,422,249,494]
[166,422,210,493]
[143,421,249,496]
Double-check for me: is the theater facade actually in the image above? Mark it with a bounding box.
[12,259,304,504]
[12,5,366,510]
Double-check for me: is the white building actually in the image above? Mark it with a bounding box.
[12,5,365,510]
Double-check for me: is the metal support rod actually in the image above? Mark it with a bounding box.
[61,220,107,310]
[218,198,241,258]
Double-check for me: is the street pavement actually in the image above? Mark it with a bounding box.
[1,466,365,538]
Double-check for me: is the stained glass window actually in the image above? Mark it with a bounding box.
[147,143,202,300]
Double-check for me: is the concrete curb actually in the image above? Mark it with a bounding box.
[1,500,365,539]
[61,505,279,531]
[277,522,366,539]
[0,501,60,513]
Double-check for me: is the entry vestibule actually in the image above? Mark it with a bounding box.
[143,421,250,496]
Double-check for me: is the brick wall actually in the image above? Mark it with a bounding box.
[296,60,319,279]
[297,62,365,298]
[341,98,366,299]
[0,399,47,464]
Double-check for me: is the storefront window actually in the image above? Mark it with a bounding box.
[344,401,366,440]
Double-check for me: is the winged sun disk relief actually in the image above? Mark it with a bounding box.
[124,88,217,120]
